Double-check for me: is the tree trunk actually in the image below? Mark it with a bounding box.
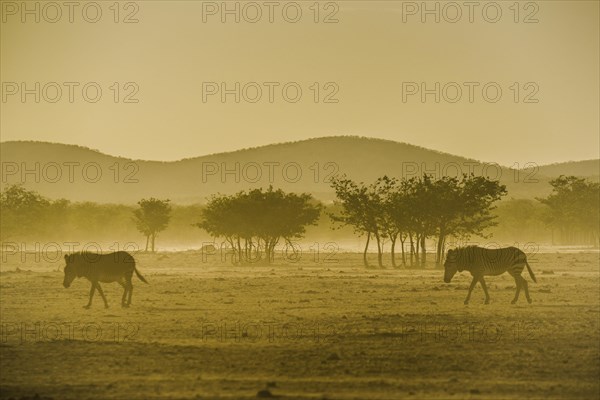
[265,239,272,264]
[415,234,420,264]
[374,232,383,268]
[363,232,371,268]
[391,235,397,268]
[270,241,276,263]
[247,239,259,263]
[409,232,415,267]
[256,239,262,261]
[266,238,277,263]
[440,236,446,266]
[436,233,445,267]
[400,235,406,266]
[145,235,149,252]
[226,237,236,264]
[420,235,426,267]
[151,233,156,253]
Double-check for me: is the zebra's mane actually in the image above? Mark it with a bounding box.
[72,251,101,256]
[456,245,482,251]
[66,251,102,263]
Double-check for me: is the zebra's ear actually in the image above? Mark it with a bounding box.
[64,254,69,262]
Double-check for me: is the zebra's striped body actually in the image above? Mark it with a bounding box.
[444,246,537,304]
[63,251,147,309]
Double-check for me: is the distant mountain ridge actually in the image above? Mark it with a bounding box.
[1,137,598,204]
[535,159,599,178]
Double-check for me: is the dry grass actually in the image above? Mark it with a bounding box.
[1,252,598,399]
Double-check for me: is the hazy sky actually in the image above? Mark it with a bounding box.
[1,1,598,165]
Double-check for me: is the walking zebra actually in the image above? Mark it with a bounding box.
[63,251,148,309]
[444,246,537,304]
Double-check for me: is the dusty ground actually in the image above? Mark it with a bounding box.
[1,251,598,400]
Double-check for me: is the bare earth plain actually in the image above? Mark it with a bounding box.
[1,251,599,400]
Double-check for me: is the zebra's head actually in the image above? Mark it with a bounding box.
[444,249,459,283]
[63,254,77,288]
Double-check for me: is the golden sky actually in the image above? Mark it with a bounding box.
[1,0,598,165]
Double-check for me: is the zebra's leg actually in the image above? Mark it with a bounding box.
[127,282,133,306]
[511,274,522,304]
[95,283,109,308]
[464,276,479,305]
[520,275,532,304]
[84,282,96,309]
[479,277,490,304]
[118,281,128,307]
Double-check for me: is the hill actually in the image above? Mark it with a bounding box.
[536,160,599,178]
[1,137,598,204]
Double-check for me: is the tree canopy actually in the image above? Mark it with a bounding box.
[329,174,506,268]
[196,186,321,263]
[537,176,599,246]
[133,198,172,252]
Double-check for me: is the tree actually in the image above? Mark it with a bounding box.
[492,198,549,243]
[374,176,402,268]
[537,176,600,246]
[329,176,383,267]
[401,176,439,267]
[0,184,51,240]
[330,174,506,268]
[374,176,413,268]
[196,187,321,263]
[432,174,507,266]
[133,198,172,252]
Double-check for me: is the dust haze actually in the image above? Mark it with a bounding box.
[1,1,599,400]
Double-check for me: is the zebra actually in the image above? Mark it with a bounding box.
[63,251,148,309]
[444,246,537,305]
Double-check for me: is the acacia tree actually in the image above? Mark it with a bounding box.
[0,184,51,240]
[408,176,434,266]
[196,187,321,263]
[387,192,411,267]
[329,176,384,267]
[431,175,507,266]
[373,176,413,268]
[537,176,600,246]
[330,175,434,268]
[374,176,400,267]
[330,174,506,268]
[133,198,172,252]
[394,176,439,267]
[195,195,243,258]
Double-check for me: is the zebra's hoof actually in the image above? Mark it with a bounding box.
[511,300,517,304]
[83,305,91,309]
[527,298,532,304]
[464,301,469,305]
[484,300,490,305]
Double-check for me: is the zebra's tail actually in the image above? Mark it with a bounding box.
[525,261,537,283]
[134,267,148,284]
